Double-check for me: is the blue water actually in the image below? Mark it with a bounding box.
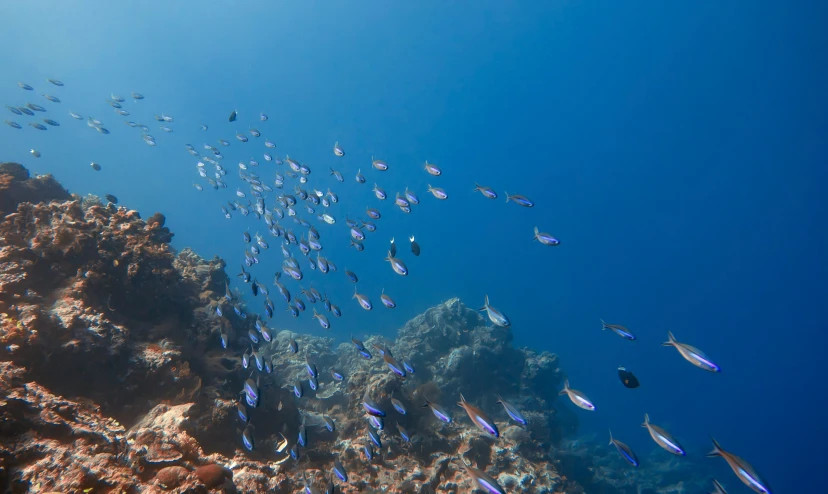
[2,1,826,492]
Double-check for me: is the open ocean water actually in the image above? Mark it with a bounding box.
[2,1,827,492]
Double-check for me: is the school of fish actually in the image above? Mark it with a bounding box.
[3,79,774,494]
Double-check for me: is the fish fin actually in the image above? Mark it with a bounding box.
[600,318,607,329]
[505,191,510,202]
[662,331,677,346]
[707,437,724,457]
[608,429,614,444]
[642,413,650,427]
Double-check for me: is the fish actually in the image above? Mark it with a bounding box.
[111,93,125,102]
[43,94,60,103]
[236,400,249,423]
[391,397,407,415]
[330,368,344,381]
[260,112,268,121]
[229,110,237,122]
[363,443,375,461]
[323,415,335,432]
[68,111,83,119]
[5,105,22,115]
[249,128,261,137]
[47,79,64,86]
[29,149,41,158]
[642,414,685,456]
[18,107,34,116]
[383,352,406,377]
[708,438,772,493]
[663,331,721,372]
[389,238,397,257]
[367,424,382,448]
[305,355,318,378]
[427,184,448,199]
[42,118,60,126]
[458,393,499,437]
[423,397,452,423]
[410,236,420,256]
[533,227,560,246]
[298,424,307,447]
[458,459,505,494]
[473,184,497,198]
[353,287,372,310]
[385,251,408,276]
[402,360,415,374]
[380,289,396,309]
[345,270,358,283]
[373,184,387,200]
[29,123,47,130]
[241,423,255,451]
[617,366,640,388]
[289,337,298,353]
[600,319,636,340]
[104,194,118,204]
[131,92,144,100]
[362,391,386,417]
[609,430,639,467]
[372,157,388,171]
[18,82,33,90]
[710,479,728,494]
[505,191,534,207]
[4,121,22,129]
[424,160,442,176]
[403,187,419,205]
[294,380,304,398]
[396,423,411,442]
[332,459,347,482]
[369,415,384,430]
[559,380,595,411]
[290,443,300,460]
[479,295,510,327]
[312,308,330,329]
[495,394,527,425]
[355,169,366,183]
[366,208,381,219]
[333,141,344,157]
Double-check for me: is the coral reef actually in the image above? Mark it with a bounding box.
[1,163,700,493]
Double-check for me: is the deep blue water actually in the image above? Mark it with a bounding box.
[2,2,827,492]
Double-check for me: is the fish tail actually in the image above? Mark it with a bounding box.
[707,437,723,457]
[409,235,415,242]
[662,331,677,346]
[558,380,569,395]
[505,191,510,203]
[600,318,607,330]
[642,413,650,427]
[608,429,614,444]
[473,183,480,191]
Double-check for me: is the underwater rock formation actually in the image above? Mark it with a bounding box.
[2,163,661,492]
[0,162,70,217]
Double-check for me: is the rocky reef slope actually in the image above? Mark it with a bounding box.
[1,161,586,493]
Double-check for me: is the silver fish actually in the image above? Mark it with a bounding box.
[427,184,447,199]
[642,414,685,456]
[479,295,510,327]
[533,226,560,246]
[458,459,505,494]
[559,380,595,411]
[708,438,771,493]
[609,430,639,467]
[663,331,721,372]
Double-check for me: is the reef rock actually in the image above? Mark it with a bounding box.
[0,162,70,217]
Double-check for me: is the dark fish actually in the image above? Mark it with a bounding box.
[383,352,406,377]
[505,191,534,207]
[609,430,639,467]
[389,238,397,257]
[47,79,64,86]
[458,393,499,437]
[294,380,304,398]
[323,415,335,432]
[363,443,374,461]
[601,319,635,340]
[345,270,358,283]
[18,82,33,90]
[289,337,298,353]
[708,438,772,493]
[241,423,255,451]
[18,107,34,116]
[367,424,382,448]
[618,366,640,388]
[402,360,415,374]
[29,122,47,130]
[105,194,118,204]
[410,235,420,256]
[4,120,21,129]
[229,110,237,122]
[391,397,407,415]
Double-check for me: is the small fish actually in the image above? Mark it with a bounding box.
[363,443,374,461]
[69,111,83,120]
[479,295,510,327]
[458,459,505,494]
[355,169,366,183]
[18,82,33,90]
[367,424,382,448]
[495,394,527,425]
[42,118,59,126]
[111,93,125,103]
[427,184,447,200]
[47,79,64,86]
[458,393,499,437]
[312,308,330,329]
[708,438,771,493]
[289,337,298,353]
[330,368,344,381]
[383,352,406,377]
[353,287,372,310]
[29,149,41,158]
[5,105,22,115]
[404,187,419,204]
[391,397,407,415]
[305,355,318,378]
[229,110,237,122]
[332,459,348,482]
[290,443,300,460]
[505,191,534,207]
[43,94,60,103]
[559,380,595,411]
[372,157,388,171]
[710,480,729,494]
[396,423,411,442]
[533,227,560,246]
[663,331,721,372]
[402,359,415,374]
[366,208,381,219]
[362,391,386,417]
[369,415,384,430]
[90,162,101,171]
[642,414,685,456]
[294,379,304,398]
[380,290,396,309]
[131,92,144,100]
[333,141,344,157]
[345,270,358,283]
[323,415,335,432]
[104,194,118,204]
[600,319,635,340]
[249,128,260,137]
[409,235,420,256]
[4,120,22,129]
[424,160,441,176]
[423,397,452,423]
[609,430,639,467]
[298,424,307,447]
[385,251,408,276]
[241,423,255,451]
[373,183,387,200]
